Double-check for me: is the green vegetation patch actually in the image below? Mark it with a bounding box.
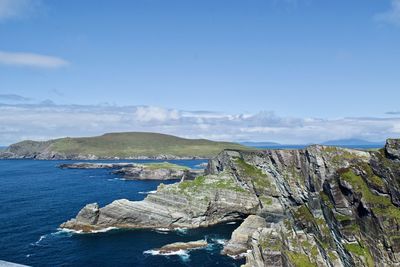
[235,158,271,188]
[358,162,385,188]
[339,169,400,220]
[344,243,374,267]
[48,132,249,158]
[294,205,314,223]
[142,162,189,170]
[177,175,247,194]
[286,251,317,267]
[328,251,338,261]
[259,195,273,206]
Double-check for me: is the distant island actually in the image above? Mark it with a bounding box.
[241,138,384,149]
[0,132,248,160]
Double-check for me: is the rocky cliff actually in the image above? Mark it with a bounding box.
[61,139,400,267]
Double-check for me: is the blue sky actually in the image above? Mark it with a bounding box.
[1,0,400,144]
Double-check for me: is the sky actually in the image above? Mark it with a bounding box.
[1,0,400,145]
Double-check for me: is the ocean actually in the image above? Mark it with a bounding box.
[0,159,244,267]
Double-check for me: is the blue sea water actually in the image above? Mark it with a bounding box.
[0,160,244,267]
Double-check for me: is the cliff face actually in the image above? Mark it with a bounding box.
[209,140,400,267]
[61,139,400,267]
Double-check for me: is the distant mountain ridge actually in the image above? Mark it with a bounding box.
[0,132,249,160]
[321,138,384,146]
[240,138,385,149]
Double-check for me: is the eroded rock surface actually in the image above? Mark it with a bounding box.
[61,139,400,266]
[153,240,208,254]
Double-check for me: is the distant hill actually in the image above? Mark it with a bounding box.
[321,139,384,147]
[1,132,249,160]
[239,141,281,147]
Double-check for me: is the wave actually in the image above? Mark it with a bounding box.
[226,222,237,225]
[138,190,157,195]
[210,238,227,245]
[30,234,48,246]
[144,249,190,262]
[53,227,117,235]
[107,178,126,181]
[227,252,248,259]
[175,227,188,235]
[144,249,189,257]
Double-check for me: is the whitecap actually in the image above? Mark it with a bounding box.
[89,227,118,233]
[155,227,171,232]
[30,234,48,246]
[227,252,248,259]
[138,190,157,195]
[143,249,189,257]
[211,238,228,245]
[53,227,117,235]
[143,249,190,262]
[175,227,188,235]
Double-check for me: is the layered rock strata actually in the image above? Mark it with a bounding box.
[62,139,400,266]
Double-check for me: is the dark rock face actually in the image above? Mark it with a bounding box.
[61,139,400,266]
[385,139,400,160]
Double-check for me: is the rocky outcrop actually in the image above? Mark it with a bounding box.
[112,166,203,181]
[61,139,400,266]
[60,172,260,231]
[59,162,204,180]
[59,163,137,169]
[151,240,208,254]
[222,215,267,256]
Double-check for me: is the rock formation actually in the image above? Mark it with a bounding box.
[59,162,204,180]
[61,139,400,266]
[150,240,208,254]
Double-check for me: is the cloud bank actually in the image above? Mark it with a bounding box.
[0,51,68,68]
[0,102,399,145]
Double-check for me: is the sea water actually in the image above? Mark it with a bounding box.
[0,160,244,267]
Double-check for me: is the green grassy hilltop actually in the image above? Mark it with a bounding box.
[6,132,249,159]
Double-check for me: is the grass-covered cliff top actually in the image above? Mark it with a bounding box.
[7,132,248,158]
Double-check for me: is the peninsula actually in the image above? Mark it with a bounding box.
[0,132,247,160]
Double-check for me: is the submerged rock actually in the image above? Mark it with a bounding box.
[153,240,208,254]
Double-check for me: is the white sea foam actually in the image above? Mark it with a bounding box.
[155,228,171,232]
[227,252,248,259]
[138,190,157,195]
[36,235,47,244]
[211,238,228,245]
[175,227,188,234]
[143,249,189,257]
[30,234,48,246]
[90,227,117,233]
[53,227,117,235]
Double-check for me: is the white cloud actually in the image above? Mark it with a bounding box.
[134,106,180,122]
[0,0,39,20]
[0,51,69,68]
[0,102,399,145]
[375,0,400,26]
